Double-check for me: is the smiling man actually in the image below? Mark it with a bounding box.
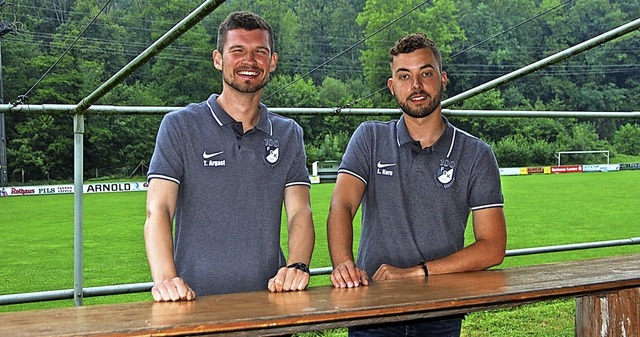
[327,33,507,336]
[144,11,315,302]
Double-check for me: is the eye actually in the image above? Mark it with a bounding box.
[399,74,410,80]
[422,71,433,77]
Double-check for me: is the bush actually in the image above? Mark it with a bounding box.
[492,135,554,167]
[612,123,640,155]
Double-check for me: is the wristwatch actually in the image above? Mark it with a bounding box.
[287,262,310,274]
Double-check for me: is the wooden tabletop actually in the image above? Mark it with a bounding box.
[2,254,639,336]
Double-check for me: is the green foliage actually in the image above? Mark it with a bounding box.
[492,135,555,167]
[357,0,463,90]
[557,123,609,151]
[612,123,640,155]
[264,74,320,107]
[8,115,73,181]
[306,132,351,164]
[319,77,351,107]
[2,0,639,182]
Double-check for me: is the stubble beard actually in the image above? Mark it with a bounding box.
[224,75,269,94]
[397,84,444,119]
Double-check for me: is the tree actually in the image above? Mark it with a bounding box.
[293,0,363,82]
[612,123,640,155]
[263,74,320,107]
[357,0,463,91]
[451,0,542,96]
[8,115,73,181]
[555,123,611,164]
[3,0,639,183]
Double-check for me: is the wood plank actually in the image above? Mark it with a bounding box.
[1,254,639,337]
[576,287,640,337]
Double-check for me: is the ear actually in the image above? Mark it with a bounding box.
[441,71,448,88]
[269,52,278,73]
[387,78,394,96]
[213,50,223,70]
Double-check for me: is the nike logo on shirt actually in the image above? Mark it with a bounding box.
[203,151,224,159]
[377,161,397,169]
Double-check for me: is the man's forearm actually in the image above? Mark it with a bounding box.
[425,239,505,275]
[287,211,315,265]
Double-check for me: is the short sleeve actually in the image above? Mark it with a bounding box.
[338,123,372,185]
[468,143,504,210]
[285,123,311,187]
[147,112,184,185]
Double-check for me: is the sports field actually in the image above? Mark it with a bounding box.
[1,170,639,336]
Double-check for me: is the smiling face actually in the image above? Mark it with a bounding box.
[213,28,278,94]
[387,47,447,119]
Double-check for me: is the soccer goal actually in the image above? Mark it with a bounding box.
[555,150,610,166]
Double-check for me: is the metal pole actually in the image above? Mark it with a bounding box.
[2,104,640,118]
[2,237,640,305]
[505,237,640,257]
[442,18,640,107]
[68,0,226,306]
[73,0,227,114]
[73,114,84,306]
[0,42,8,186]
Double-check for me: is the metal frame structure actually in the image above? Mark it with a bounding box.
[1,104,640,118]
[0,15,14,187]
[1,237,639,306]
[0,3,638,308]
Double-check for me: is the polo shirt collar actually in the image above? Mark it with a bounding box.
[205,94,273,136]
[396,114,456,156]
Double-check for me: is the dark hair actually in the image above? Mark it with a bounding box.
[389,33,442,70]
[217,11,275,53]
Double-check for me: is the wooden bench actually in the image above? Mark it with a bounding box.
[1,254,638,336]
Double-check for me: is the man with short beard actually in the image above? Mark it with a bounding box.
[327,33,507,336]
[144,11,315,302]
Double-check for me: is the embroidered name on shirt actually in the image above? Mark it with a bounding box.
[204,159,226,167]
[376,161,396,176]
[203,150,226,167]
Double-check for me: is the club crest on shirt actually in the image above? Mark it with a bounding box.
[264,138,280,165]
[435,158,456,188]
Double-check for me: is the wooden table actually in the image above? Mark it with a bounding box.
[2,254,639,336]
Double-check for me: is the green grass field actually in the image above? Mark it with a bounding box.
[1,171,639,336]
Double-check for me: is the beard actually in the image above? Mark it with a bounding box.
[396,84,444,119]
[223,69,270,94]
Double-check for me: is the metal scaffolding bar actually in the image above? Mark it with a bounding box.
[66,0,227,307]
[1,237,638,306]
[73,0,227,114]
[442,18,640,107]
[1,104,639,118]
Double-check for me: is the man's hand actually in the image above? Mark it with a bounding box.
[268,266,310,292]
[330,260,369,288]
[151,276,196,302]
[372,264,423,281]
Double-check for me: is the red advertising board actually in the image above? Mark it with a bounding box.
[550,165,583,174]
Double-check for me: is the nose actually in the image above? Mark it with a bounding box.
[243,52,256,64]
[411,77,422,90]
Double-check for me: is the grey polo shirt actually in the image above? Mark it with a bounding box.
[339,116,503,277]
[148,94,310,296]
